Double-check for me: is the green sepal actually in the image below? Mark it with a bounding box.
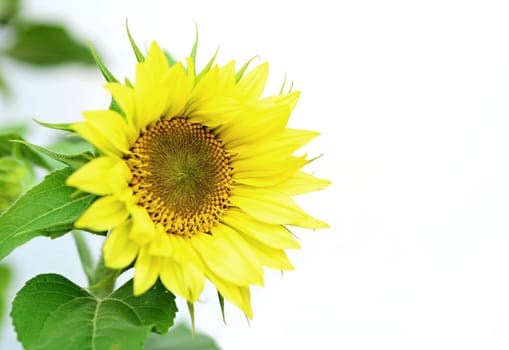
[217,291,226,324]
[0,167,96,260]
[187,301,195,335]
[164,51,178,66]
[125,77,134,88]
[235,56,258,83]
[307,153,324,164]
[109,97,124,116]
[10,140,93,169]
[195,45,220,83]
[126,20,145,63]
[34,118,73,132]
[88,42,118,83]
[189,22,199,76]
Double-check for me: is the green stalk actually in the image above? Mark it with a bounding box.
[72,230,94,286]
[72,231,117,297]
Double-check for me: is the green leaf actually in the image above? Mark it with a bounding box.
[6,22,95,66]
[0,132,51,170]
[0,123,28,135]
[46,133,94,155]
[0,70,10,97]
[0,0,20,26]
[0,167,95,260]
[12,274,178,350]
[145,323,221,350]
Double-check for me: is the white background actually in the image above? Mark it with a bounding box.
[1,0,509,349]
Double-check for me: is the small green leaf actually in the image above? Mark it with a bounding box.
[6,22,94,66]
[145,323,221,350]
[11,140,93,169]
[0,167,95,260]
[0,156,34,211]
[126,20,145,63]
[0,132,51,170]
[11,274,177,350]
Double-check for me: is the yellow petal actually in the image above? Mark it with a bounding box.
[222,208,300,249]
[66,156,130,195]
[260,90,300,111]
[134,41,173,129]
[134,246,160,295]
[128,205,156,245]
[233,154,307,177]
[240,234,295,271]
[103,83,138,140]
[167,234,203,268]
[220,103,290,147]
[230,187,328,228]
[270,171,331,195]
[164,63,193,118]
[72,122,122,157]
[236,62,268,101]
[160,257,205,303]
[206,271,253,319]
[191,229,263,287]
[75,195,129,232]
[148,224,172,257]
[82,110,131,154]
[103,220,138,269]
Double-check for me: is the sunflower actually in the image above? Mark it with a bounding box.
[66,39,330,318]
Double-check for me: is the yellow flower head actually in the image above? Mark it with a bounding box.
[67,39,330,318]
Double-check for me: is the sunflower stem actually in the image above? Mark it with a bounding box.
[72,230,95,286]
[89,253,117,298]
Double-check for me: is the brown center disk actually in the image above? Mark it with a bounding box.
[127,117,232,237]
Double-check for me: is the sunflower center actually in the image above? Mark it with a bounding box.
[127,117,232,237]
